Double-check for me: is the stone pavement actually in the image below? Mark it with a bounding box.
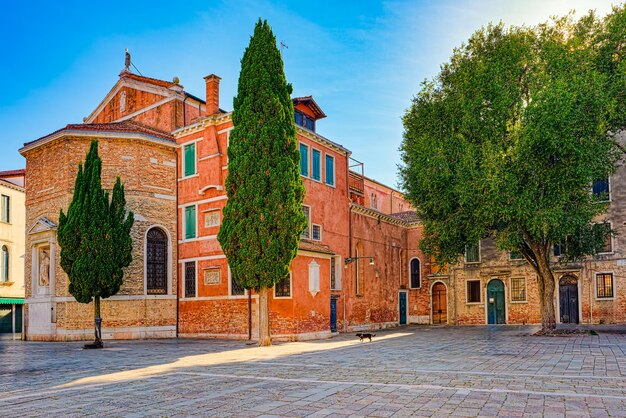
[2,325,626,417]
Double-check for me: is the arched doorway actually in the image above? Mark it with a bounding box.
[431,282,447,324]
[487,279,506,324]
[559,275,579,324]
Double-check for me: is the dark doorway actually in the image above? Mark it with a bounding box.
[559,275,579,324]
[432,283,447,324]
[330,297,337,332]
[399,291,407,325]
[487,279,506,324]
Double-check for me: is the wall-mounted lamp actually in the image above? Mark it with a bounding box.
[344,257,374,266]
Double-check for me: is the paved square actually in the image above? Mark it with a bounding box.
[2,326,626,417]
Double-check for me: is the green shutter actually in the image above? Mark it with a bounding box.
[325,155,334,186]
[184,143,196,177]
[185,206,196,239]
[312,149,321,181]
[299,144,308,177]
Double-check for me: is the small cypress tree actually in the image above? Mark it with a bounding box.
[218,19,306,346]
[58,140,134,347]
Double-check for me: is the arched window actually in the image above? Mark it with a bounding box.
[146,228,168,294]
[410,258,421,288]
[1,245,8,282]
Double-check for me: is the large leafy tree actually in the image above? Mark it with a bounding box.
[400,8,626,330]
[218,19,306,346]
[58,141,134,347]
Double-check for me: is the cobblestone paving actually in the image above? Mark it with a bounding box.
[2,326,626,417]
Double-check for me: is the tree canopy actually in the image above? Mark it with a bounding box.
[218,19,306,344]
[400,7,626,328]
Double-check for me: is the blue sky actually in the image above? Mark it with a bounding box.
[0,0,618,187]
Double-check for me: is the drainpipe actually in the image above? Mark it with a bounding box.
[248,291,252,340]
[453,267,458,325]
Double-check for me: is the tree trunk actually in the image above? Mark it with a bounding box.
[535,255,557,330]
[94,296,102,344]
[258,287,271,346]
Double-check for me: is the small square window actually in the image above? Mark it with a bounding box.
[467,280,481,303]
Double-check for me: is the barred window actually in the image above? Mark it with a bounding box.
[275,273,291,298]
[146,228,167,294]
[596,273,614,299]
[467,280,481,303]
[330,257,338,290]
[510,277,526,302]
[184,261,196,298]
[230,268,245,296]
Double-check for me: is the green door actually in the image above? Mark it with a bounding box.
[487,279,505,324]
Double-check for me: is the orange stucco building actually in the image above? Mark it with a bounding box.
[21,61,432,341]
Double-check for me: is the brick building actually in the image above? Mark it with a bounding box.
[20,61,431,341]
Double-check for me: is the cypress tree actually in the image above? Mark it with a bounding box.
[218,19,306,346]
[58,140,134,348]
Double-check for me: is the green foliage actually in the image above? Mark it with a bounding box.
[218,19,306,291]
[58,141,134,304]
[400,7,626,266]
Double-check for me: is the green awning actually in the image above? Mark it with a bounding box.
[0,297,24,305]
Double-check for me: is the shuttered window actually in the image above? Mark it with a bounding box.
[299,143,309,177]
[325,155,335,186]
[183,143,196,177]
[184,206,196,239]
[312,149,321,181]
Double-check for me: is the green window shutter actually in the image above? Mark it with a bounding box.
[325,155,334,186]
[312,149,321,181]
[299,144,308,177]
[184,143,196,177]
[185,206,196,239]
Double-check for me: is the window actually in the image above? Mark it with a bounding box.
[592,178,610,202]
[467,280,481,303]
[183,143,196,177]
[294,111,304,127]
[230,267,245,296]
[184,261,196,298]
[0,195,9,223]
[465,242,480,263]
[410,258,421,288]
[299,143,309,177]
[275,272,291,298]
[312,149,321,181]
[309,260,320,294]
[325,155,335,186]
[510,277,526,302]
[312,224,322,241]
[554,242,563,257]
[146,228,167,294]
[301,205,311,239]
[509,250,524,261]
[1,245,8,282]
[184,206,196,239]
[305,116,315,131]
[596,273,614,299]
[330,257,341,290]
[597,222,613,253]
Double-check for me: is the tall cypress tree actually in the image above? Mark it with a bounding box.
[218,19,306,346]
[58,141,134,348]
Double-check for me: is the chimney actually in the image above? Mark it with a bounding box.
[204,74,221,116]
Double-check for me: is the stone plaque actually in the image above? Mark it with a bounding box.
[204,211,220,228]
[204,269,221,285]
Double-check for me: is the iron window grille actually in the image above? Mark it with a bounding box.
[146,228,167,294]
[185,261,196,298]
[596,273,614,298]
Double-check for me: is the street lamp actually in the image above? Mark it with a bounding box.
[344,256,374,266]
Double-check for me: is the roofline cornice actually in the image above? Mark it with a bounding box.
[19,130,177,155]
[0,178,25,192]
[350,203,420,228]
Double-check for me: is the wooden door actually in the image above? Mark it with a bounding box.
[559,276,579,324]
[487,279,506,324]
[432,283,447,324]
